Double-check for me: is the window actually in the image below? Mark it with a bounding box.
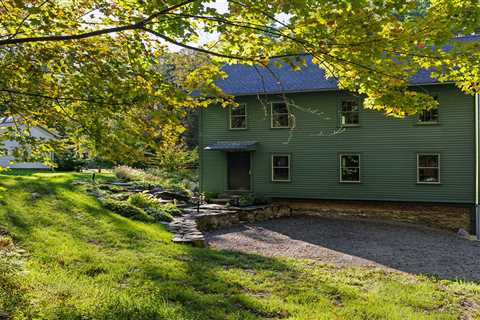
[271,102,290,128]
[418,108,439,124]
[229,104,247,129]
[272,154,290,182]
[340,100,360,126]
[417,96,439,124]
[417,154,440,184]
[340,154,360,182]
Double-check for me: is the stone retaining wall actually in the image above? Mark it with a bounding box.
[195,201,473,233]
[277,200,473,233]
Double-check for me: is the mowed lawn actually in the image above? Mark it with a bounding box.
[0,172,479,320]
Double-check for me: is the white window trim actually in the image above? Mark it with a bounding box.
[270,102,291,129]
[271,154,291,182]
[417,153,441,184]
[339,153,361,183]
[339,100,360,127]
[229,103,247,130]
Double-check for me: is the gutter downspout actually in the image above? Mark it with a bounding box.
[476,93,480,239]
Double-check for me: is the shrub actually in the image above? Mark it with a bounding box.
[128,193,158,209]
[156,146,199,172]
[128,194,182,222]
[114,165,197,194]
[147,209,174,223]
[54,151,85,172]
[102,199,154,222]
[238,194,256,207]
[147,202,182,222]
[98,184,124,193]
[159,203,182,217]
[114,166,147,181]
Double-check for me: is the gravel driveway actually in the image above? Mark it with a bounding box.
[205,216,480,281]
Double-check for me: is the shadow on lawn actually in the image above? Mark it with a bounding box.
[0,174,145,246]
[141,247,297,319]
[48,248,300,320]
[1,175,301,319]
[207,216,480,282]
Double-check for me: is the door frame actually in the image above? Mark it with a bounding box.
[224,151,254,192]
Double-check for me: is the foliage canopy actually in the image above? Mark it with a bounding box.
[0,0,479,164]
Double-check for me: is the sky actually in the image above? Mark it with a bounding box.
[167,0,229,51]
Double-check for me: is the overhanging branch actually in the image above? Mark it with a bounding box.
[0,0,196,46]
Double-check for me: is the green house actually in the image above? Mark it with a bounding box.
[199,36,480,233]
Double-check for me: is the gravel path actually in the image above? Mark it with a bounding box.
[205,216,480,281]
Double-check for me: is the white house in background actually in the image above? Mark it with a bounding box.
[0,117,56,169]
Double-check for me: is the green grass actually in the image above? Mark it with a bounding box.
[0,171,479,319]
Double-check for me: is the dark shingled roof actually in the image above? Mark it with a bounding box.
[217,35,480,96]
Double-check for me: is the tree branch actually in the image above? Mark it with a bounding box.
[142,26,302,62]
[0,88,127,106]
[0,0,196,46]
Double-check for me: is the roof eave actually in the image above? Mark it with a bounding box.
[224,82,455,97]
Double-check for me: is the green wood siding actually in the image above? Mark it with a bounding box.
[200,85,476,203]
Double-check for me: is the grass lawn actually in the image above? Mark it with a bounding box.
[0,171,479,319]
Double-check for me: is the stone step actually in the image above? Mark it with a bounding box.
[168,203,273,248]
[209,198,231,205]
[172,236,206,248]
[183,209,237,216]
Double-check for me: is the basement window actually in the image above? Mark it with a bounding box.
[271,102,291,128]
[229,104,247,129]
[340,154,360,183]
[340,100,360,126]
[417,153,440,184]
[272,154,290,182]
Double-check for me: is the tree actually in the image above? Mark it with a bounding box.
[0,0,479,164]
[0,1,230,165]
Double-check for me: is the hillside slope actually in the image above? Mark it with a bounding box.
[0,172,479,320]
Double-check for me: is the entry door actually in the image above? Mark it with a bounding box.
[227,152,251,191]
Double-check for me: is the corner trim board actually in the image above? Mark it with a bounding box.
[475,93,479,238]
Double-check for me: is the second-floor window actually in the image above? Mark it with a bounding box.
[418,109,439,124]
[229,104,247,129]
[418,96,439,124]
[340,100,360,126]
[271,102,291,128]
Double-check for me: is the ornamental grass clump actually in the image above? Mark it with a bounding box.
[113,166,147,181]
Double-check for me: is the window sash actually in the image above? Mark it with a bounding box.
[418,109,439,123]
[417,154,440,183]
[341,101,359,112]
[340,100,360,126]
[271,102,290,128]
[339,154,360,182]
[229,104,247,129]
[272,155,290,181]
